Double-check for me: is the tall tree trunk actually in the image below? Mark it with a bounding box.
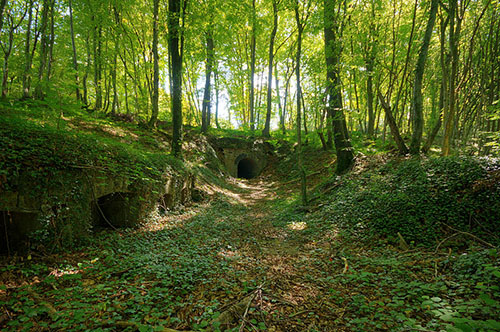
[1,13,23,98]
[83,33,91,106]
[215,70,220,129]
[149,0,160,127]
[46,0,55,81]
[169,0,183,157]
[324,0,355,174]
[409,0,438,154]
[423,14,449,154]
[0,0,7,37]
[378,91,409,154]
[422,82,444,153]
[201,28,214,133]
[68,0,80,101]
[295,2,307,206]
[249,0,256,132]
[275,63,284,134]
[92,17,103,110]
[111,7,120,115]
[442,0,461,156]
[22,0,34,99]
[393,0,418,130]
[366,56,375,137]
[262,0,279,137]
[34,0,50,99]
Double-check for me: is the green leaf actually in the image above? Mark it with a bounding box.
[479,293,497,306]
[139,325,153,332]
[485,320,500,329]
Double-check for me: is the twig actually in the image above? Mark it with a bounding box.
[238,293,256,332]
[70,164,109,171]
[435,223,497,253]
[288,310,314,318]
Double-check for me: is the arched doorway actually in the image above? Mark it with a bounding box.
[237,157,258,179]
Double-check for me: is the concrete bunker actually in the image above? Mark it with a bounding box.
[1,210,40,254]
[237,157,259,179]
[208,137,271,179]
[92,192,138,228]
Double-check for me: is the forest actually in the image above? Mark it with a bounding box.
[1,0,500,331]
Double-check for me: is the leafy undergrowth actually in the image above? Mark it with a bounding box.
[309,155,500,246]
[0,101,186,193]
[1,151,500,331]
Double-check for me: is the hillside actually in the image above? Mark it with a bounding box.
[1,105,499,331]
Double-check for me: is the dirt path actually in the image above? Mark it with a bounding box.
[199,176,344,332]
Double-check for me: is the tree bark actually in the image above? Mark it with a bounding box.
[442,0,461,156]
[249,0,256,132]
[201,28,214,133]
[111,7,120,115]
[0,0,7,37]
[295,2,307,206]
[324,0,355,174]
[46,0,55,81]
[262,0,279,137]
[275,64,284,134]
[409,0,438,154]
[148,0,159,127]
[34,0,50,99]
[378,91,409,154]
[22,0,34,99]
[366,55,375,137]
[215,70,220,129]
[423,14,449,154]
[169,0,183,157]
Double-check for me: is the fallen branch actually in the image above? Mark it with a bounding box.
[207,293,256,332]
[239,292,257,332]
[435,223,497,253]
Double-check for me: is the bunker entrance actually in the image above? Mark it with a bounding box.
[1,210,40,255]
[237,158,259,179]
[92,192,136,228]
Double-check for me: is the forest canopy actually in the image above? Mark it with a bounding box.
[0,0,499,158]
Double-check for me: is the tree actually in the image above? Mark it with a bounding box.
[409,0,438,155]
[1,2,27,99]
[69,0,80,101]
[169,0,184,157]
[34,0,51,99]
[249,0,256,132]
[21,0,34,99]
[148,0,160,128]
[295,0,311,206]
[262,0,280,137]
[324,0,355,174]
[0,0,7,39]
[201,6,215,133]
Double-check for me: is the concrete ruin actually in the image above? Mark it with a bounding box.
[209,137,272,179]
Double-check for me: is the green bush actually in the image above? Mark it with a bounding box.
[320,157,500,245]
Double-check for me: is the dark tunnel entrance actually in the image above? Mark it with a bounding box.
[237,158,259,179]
[1,210,40,255]
[92,192,136,228]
